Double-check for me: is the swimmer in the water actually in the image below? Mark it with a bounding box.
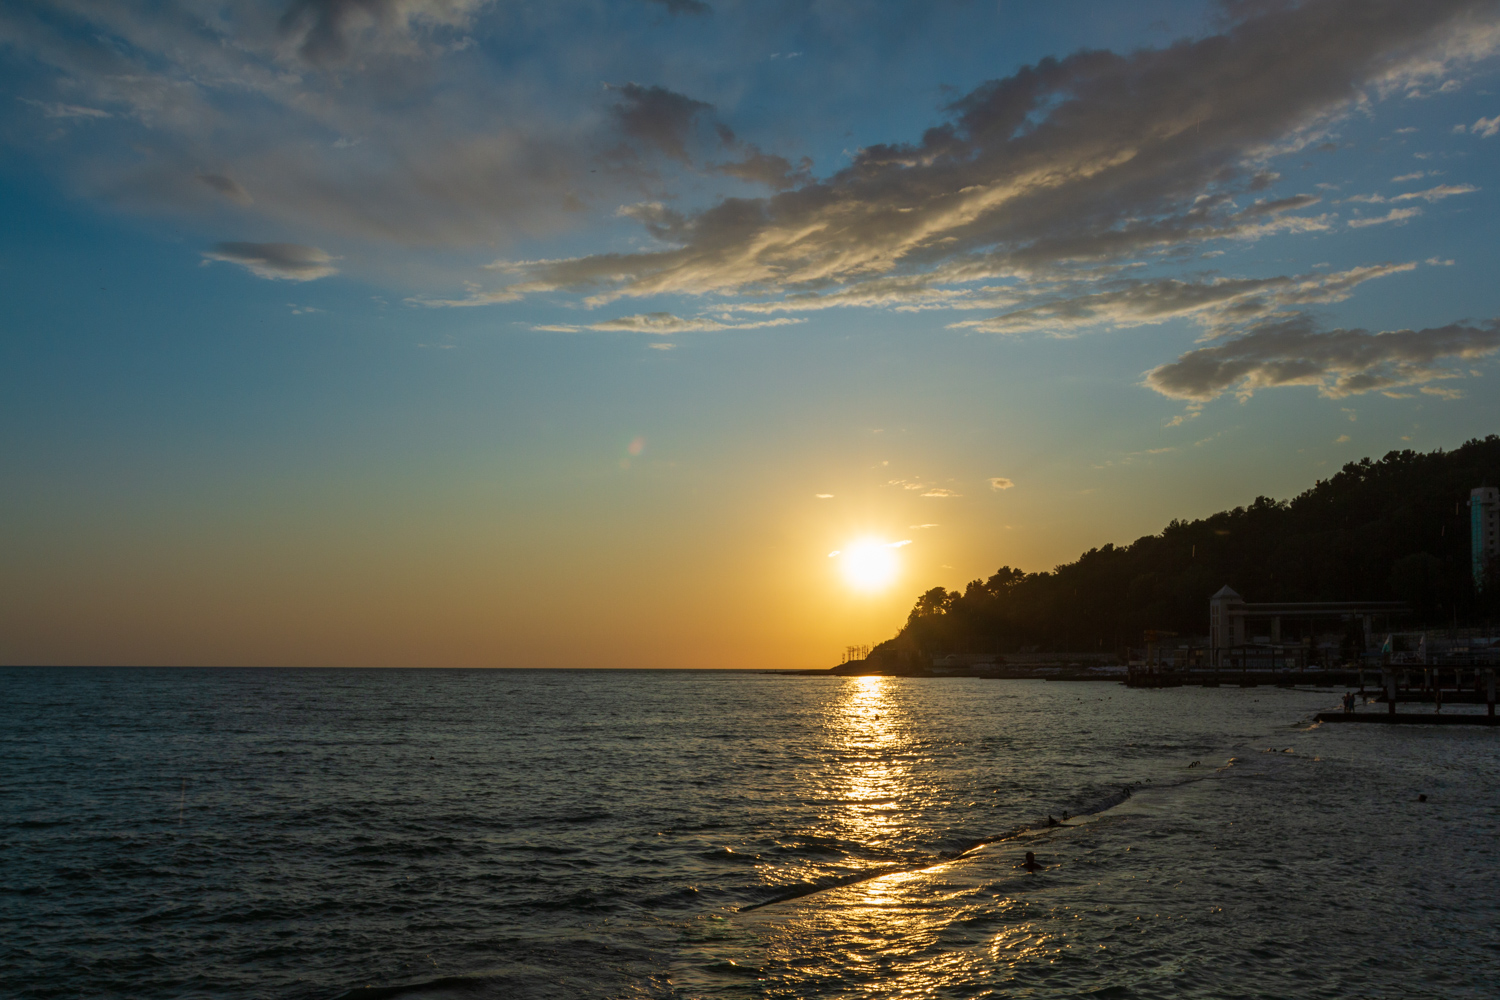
[1020,851,1042,872]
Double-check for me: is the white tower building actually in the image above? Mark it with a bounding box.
[1209,585,1245,668]
[1473,487,1500,590]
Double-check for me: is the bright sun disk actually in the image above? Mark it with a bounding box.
[840,539,899,591]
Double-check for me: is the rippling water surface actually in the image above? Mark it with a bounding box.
[3,667,1498,999]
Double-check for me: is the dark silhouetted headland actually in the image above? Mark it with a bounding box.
[856,437,1500,673]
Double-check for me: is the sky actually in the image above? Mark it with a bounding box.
[3,0,1500,668]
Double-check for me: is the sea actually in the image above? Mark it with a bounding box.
[2,667,1498,999]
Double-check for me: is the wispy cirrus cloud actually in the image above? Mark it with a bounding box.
[521,312,805,333]
[950,262,1416,335]
[1348,207,1423,228]
[17,98,111,119]
[1346,182,1477,203]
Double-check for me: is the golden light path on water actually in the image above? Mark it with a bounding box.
[738,675,1070,996]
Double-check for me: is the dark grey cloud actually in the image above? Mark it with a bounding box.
[0,1,593,247]
[277,0,488,66]
[713,151,808,188]
[500,0,1496,304]
[1145,314,1500,400]
[611,83,714,163]
[204,242,339,280]
[644,0,710,14]
[197,173,253,205]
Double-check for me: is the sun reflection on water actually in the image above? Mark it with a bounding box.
[829,675,911,847]
[722,676,1075,997]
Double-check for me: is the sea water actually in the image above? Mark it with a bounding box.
[2,667,1497,999]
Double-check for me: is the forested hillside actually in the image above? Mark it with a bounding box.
[869,436,1500,665]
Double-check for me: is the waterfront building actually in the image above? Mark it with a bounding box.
[1208,586,1406,669]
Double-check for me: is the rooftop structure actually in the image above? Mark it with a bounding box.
[1208,585,1407,669]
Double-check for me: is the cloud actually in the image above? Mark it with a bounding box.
[582,312,804,332]
[18,99,111,119]
[921,488,962,498]
[503,1,1499,307]
[610,83,713,163]
[203,242,339,281]
[988,477,1014,490]
[1144,314,1500,402]
[197,173,253,206]
[6,0,1498,327]
[277,0,489,67]
[1471,114,1500,137]
[1347,183,1477,204]
[828,539,909,558]
[951,262,1414,335]
[814,493,833,498]
[1348,207,1423,227]
[1335,434,1351,443]
[712,149,814,190]
[909,523,939,529]
[2,1,600,250]
[645,0,710,13]
[407,286,534,308]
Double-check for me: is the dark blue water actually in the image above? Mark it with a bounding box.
[2,668,1497,998]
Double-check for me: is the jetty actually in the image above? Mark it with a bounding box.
[1316,712,1498,726]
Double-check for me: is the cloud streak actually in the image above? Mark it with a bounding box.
[1145,315,1500,401]
[523,312,805,333]
[203,242,339,281]
[950,262,1415,335]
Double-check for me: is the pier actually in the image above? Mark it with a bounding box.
[1315,712,1498,726]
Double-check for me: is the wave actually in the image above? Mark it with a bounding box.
[737,783,1146,913]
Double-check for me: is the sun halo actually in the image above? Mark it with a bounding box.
[838,538,900,591]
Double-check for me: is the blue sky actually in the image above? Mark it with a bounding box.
[3,0,1500,667]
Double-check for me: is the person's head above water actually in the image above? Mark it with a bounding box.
[1021,850,1042,872]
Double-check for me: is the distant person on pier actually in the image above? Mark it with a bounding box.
[1342,691,1355,713]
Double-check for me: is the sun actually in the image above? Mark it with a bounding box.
[839,538,900,591]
